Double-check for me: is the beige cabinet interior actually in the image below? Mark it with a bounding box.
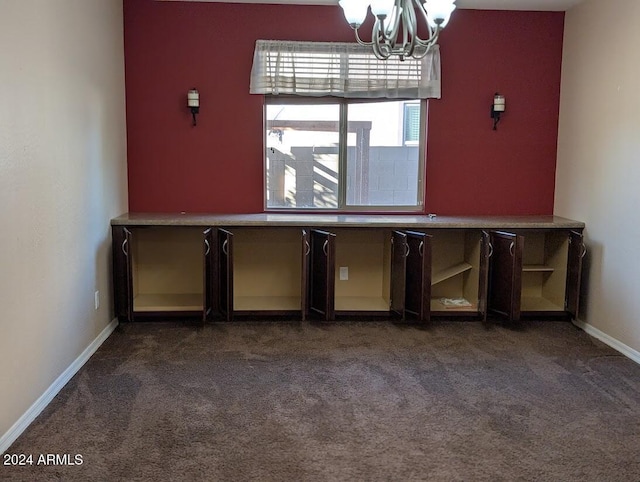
[429,230,482,313]
[521,231,568,312]
[334,228,391,312]
[233,228,303,311]
[131,227,204,312]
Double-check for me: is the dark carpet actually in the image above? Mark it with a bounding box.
[3,320,640,481]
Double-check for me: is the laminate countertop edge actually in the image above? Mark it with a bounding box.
[110,213,585,230]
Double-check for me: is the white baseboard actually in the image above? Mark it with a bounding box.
[0,318,119,455]
[573,319,640,365]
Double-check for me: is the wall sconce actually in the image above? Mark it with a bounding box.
[491,93,505,130]
[187,88,199,126]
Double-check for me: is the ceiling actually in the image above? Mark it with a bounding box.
[159,0,585,10]
[457,0,584,9]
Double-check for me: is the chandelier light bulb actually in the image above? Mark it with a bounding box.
[424,0,456,28]
[339,0,370,27]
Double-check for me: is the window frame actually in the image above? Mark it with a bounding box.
[263,95,427,213]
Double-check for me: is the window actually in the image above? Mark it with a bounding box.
[251,40,440,211]
[265,98,425,210]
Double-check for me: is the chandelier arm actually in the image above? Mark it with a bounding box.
[403,1,417,58]
[353,27,374,47]
[380,16,392,43]
[375,42,391,59]
[384,2,403,45]
[412,36,436,58]
[402,5,410,46]
[371,20,390,60]
[414,28,440,48]
[412,0,437,44]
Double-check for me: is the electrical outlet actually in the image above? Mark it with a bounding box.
[339,267,349,281]
[94,291,100,310]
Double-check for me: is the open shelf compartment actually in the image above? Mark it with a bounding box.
[232,228,304,312]
[520,231,568,312]
[429,230,482,313]
[131,227,204,313]
[334,228,391,313]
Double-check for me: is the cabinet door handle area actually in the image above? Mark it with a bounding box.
[204,239,211,256]
[404,243,410,258]
[580,242,587,258]
[322,240,329,257]
[121,238,128,257]
[418,241,424,258]
[222,239,229,256]
[488,242,494,259]
[509,242,515,257]
[305,240,311,257]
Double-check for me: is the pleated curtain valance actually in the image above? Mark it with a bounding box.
[249,40,441,99]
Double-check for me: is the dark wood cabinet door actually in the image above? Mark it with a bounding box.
[478,230,491,321]
[217,228,234,321]
[112,226,133,322]
[390,231,408,319]
[405,231,432,322]
[566,230,586,319]
[301,229,310,321]
[309,229,335,321]
[488,231,523,321]
[203,228,215,323]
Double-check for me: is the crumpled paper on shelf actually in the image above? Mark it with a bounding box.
[439,298,472,308]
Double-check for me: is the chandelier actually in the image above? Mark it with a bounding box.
[338,0,456,60]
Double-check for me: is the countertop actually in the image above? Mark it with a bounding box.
[111,213,585,230]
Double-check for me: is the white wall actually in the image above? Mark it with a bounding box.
[0,0,127,445]
[556,0,640,354]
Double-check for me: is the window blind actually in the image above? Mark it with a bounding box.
[249,40,441,99]
[404,103,421,143]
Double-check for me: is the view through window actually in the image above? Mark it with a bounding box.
[265,99,424,210]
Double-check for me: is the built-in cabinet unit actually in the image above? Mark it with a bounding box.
[333,229,391,315]
[428,230,487,318]
[111,214,585,323]
[487,229,585,321]
[112,226,214,322]
[216,227,306,320]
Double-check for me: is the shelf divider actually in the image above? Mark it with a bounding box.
[432,262,473,286]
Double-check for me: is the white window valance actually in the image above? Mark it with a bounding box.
[249,40,441,99]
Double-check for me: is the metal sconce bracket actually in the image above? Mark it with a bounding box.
[188,88,200,126]
[491,92,505,131]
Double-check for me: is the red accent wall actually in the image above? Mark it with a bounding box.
[123,0,564,215]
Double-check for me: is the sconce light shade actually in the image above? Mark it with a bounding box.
[491,93,505,130]
[188,88,199,126]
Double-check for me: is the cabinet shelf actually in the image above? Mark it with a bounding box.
[430,298,477,312]
[522,264,554,272]
[234,296,301,311]
[133,293,203,312]
[432,262,473,286]
[335,296,389,312]
[521,296,564,312]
